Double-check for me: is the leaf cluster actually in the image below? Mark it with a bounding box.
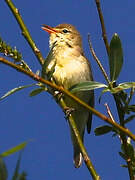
[0,142,28,180]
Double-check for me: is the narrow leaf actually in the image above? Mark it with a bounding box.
[128,105,135,112]
[118,82,135,90]
[0,142,27,158]
[12,153,22,180]
[0,83,37,101]
[104,82,135,94]
[120,164,128,168]
[29,87,46,97]
[109,33,123,81]
[0,158,8,180]
[119,152,127,160]
[124,115,135,124]
[69,81,107,93]
[94,125,113,136]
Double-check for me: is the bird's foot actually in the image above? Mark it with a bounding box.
[64,106,75,119]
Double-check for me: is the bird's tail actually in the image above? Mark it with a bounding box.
[73,147,83,168]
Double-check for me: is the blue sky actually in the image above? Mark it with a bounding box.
[1,0,135,179]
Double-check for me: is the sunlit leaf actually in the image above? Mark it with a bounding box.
[0,158,8,180]
[0,83,37,101]
[103,82,135,94]
[20,60,32,72]
[109,33,123,81]
[69,81,107,93]
[126,143,135,159]
[94,125,113,136]
[118,82,135,89]
[29,87,46,97]
[0,142,28,158]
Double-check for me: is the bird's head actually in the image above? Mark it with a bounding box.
[42,24,83,49]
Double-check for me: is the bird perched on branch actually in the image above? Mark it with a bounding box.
[42,23,94,168]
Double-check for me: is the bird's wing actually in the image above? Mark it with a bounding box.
[42,42,56,78]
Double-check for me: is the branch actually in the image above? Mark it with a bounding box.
[1,59,100,179]
[59,98,100,179]
[5,0,44,65]
[88,34,110,85]
[95,0,110,56]
[94,1,134,178]
[104,103,115,122]
[1,57,135,142]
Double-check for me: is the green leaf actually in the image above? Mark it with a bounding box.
[69,81,107,93]
[118,82,135,90]
[126,143,135,159]
[124,115,135,124]
[0,158,8,180]
[20,60,32,72]
[29,87,46,97]
[120,164,128,168]
[12,153,27,180]
[0,83,37,101]
[12,153,22,180]
[18,172,27,180]
[128,105,135,112]
[109,33,123,81]
[0,142,27,158]
[103,82,135,94]
[94,125,113,136]
[0,36,22,62]
[121,143,135,160]
[119,152,127,160]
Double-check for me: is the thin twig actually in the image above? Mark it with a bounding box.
[104,103,115,122]
[95,0,110,56]
[5,0,44,65]
[1,57,135,142]
[88,34,110,85]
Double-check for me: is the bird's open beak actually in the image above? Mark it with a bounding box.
[42,24,59,34]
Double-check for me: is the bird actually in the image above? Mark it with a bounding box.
[42,23,94,168]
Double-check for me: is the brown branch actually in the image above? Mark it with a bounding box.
[95,0,110,56]
[5,0,44,65]
[104,103,115,122]
[94,1,134,178]
[59,98,100,179]
[1,57,135,142]
[88,34,110,85]
[1,57,100,179]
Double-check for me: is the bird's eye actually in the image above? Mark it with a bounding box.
[62,29,69,33]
